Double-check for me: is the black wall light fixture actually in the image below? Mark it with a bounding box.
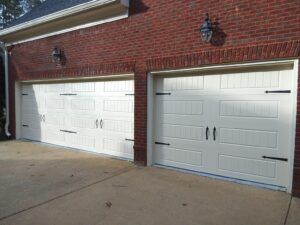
[200,13,213,43]
[51,47,62,63]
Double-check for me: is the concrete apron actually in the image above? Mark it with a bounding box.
[0,140,296,225]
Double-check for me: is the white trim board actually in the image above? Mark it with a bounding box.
[19,73,134,84]
[5,12,129,46]
[147,59,299,193]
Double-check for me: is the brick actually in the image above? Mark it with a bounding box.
[3,0,300,195]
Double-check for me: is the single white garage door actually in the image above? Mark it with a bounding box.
[21,79,134,159]
[154,68,294,188]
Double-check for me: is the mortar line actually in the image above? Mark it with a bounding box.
[283,196,292,225]
[0,166,135,222]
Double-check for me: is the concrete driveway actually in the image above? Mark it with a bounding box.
[0,140,299,225]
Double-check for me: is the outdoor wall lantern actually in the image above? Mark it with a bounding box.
[200,13,213,43]
[51,47,62,63]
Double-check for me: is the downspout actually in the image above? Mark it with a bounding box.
[0,42,11,137]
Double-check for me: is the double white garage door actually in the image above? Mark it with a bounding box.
[154,68,294,189]
[21,79,134,159]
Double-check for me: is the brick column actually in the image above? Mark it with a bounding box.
[134,61,148,165]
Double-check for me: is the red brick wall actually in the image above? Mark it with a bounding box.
[7,0,300,194]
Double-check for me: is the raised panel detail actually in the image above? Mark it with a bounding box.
[104,119,133,133]
[71,99,95,111]
[104,100,134,113]
[163,76,204,91]
[22,113,40,129]
[104,80,133,92]
[220,101,279,118]
[156,148,202,166]
[47,129,65,142]
[22,98,39,113]
[161,100,203,115]
[219,128,277,149]
[71,82,95,92]
[69,134,95,148]
[70,117,95,129]
[46,99,65,109]
[46,114,65,126]
[219,155,276,178]
[220,71,279,89]
[162,124,203,141]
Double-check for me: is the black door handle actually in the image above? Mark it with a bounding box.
[100,119,103,129]
[206,127,209,140]
[213,127,217,141]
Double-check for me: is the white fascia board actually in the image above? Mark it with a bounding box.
[0,0,129,37]
[6,12,128,46]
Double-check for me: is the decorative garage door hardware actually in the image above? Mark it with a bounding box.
[22,93,29,96]
[156,92,171,95]
[39,115,45,122]
[22,124,29,127]
[125,139,134,142]
[206,127,217,141]
[262,156,288,162]
[206,127,209,140]
[95,119,104,128]
[265,90,291,94]
[213,127,217,141]
[125,93,135,96]
[60,130,77,134]
[59,93,77,96]
[155,142,170,146]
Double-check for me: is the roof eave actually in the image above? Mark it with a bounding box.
[0,0,129,38]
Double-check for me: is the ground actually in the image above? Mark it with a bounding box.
[0,140,299,225]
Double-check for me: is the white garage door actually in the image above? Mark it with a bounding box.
[154,69,294,188]
[21,79,134,159]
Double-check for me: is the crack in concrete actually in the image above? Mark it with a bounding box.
[283,196,292,225]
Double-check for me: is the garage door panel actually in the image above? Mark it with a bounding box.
[70,82,95,93]
[45,128,66,145]
[219,127,278,149]
[218,154,277,179]
[158,114,205,127]
[69,116,97,130]
[102,80,134,96]
[101,138,134,159]
[219,100,279,118]
[21,79,134,160]
[22,127,42,141]
[70,98,96,112]
[155,147,203,169]
[160,124,204,141]
[154,69,294,189]
[66,132,96,151]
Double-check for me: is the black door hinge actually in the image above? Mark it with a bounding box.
[125,139,134,142]
[265,90,291,94]
[60,130,77,134]
[262,156,288,162]
[60,93,77,96]
[156,93,171,96]
[155,142,170,146]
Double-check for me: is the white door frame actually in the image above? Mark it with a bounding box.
[147,59,299,193]
[15,73,134,140]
